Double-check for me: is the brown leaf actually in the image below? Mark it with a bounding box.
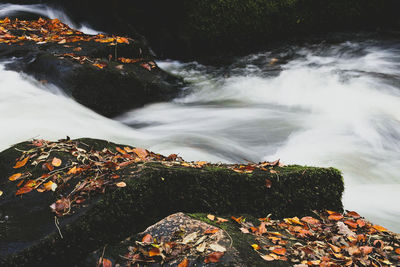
[148,247,160,257]
[51,157,62,167]
[344,220,358,229]
[178,258,188,267]
[217,217,228,223]
[258,222,267,234]
[115,147,127,154]
[261,254,275,261]
[328,243,341,253]
[9,173,22,181]
[67,166,77,174]
[328,212,343,221]
[13,157,29,168]
[204,252,224,263]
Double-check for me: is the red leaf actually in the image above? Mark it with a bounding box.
[204,252,224,263]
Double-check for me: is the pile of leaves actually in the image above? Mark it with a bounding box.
[0,17,155,71]
[233,211,400,266]
[121,226,228,266]
[3,139,283,217]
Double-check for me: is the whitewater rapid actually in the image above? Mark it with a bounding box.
[0,3,399,231]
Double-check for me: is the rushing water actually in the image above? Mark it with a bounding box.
[0,4,399,232]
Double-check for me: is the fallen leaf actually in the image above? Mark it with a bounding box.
[240,227,250,233]
[182,232,198,244]
[217,217,228,223]
[204,228,219,234]
[272,247,286,255]
[116,182,126,187]
[44,181,57,191]
[0,190,3,196]
[261,254,275,261]
[328,243,341,253]
[301,216,320,225]
[372,225,387,232]
[133,148,148,160]
[9,173,22,181]
[148,247,160,257]
[13,157,29,168]
[344,220,358,229]
[196,242,206,252]
[207,214,215,221]
[360,246,373,255]
[102,258,112,267]
[231,216,243,224]
[16,186,33,195]
[346,211,361,218]
[67,166,77,174]
[178,258,188,267]
[251,244,261,250]
[395,248,400,254]
[328,212,343,221]
[209,243,226,252]
[204,252,224,263]
[52,157,62,167]
[142,234,153,243]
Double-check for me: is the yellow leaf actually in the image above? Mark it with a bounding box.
[207,214,215,221]
[0,190,3,196]
[251,244,260,250]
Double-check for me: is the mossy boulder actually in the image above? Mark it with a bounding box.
[0,138,343,266]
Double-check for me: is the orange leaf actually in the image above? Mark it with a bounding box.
[9,173,22,181]
[148,247,160,257]
[16,186,33,196]
[115,147,127,154]
[329,243,341,253]
[178,258,188,267]
[395,248,400,255]
[102,258,112,267]
[204,252,224,263]
[328,213,343,221]
[344,220,358,229]
[133,148,148,160]
[258,222,267,234]
[52,157,62,167]
[44,162,54,171]
[67,166,77,174]
[93,63,107,69]
[357,219,366,228]
[13,157,29,168]
[272,247,286,255]
[251,244,260,250]
[204,228,219,234]
[231,216,243,224]
[346,211,361,218]
[372,225,387,232]
[142,234,153,243]
[301,216,320,225]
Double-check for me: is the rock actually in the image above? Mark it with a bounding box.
[0,17,184,117]
[0,138,344,266]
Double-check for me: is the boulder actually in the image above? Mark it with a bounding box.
[0,138,343,266]
[0,17,184,117]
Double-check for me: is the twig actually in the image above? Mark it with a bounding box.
[54,216,63,239]
[222,228,234,248]
[97,245,107,267]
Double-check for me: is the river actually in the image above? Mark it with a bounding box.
[1,3,399,232]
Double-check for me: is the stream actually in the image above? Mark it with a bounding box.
[1,3,399,232]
